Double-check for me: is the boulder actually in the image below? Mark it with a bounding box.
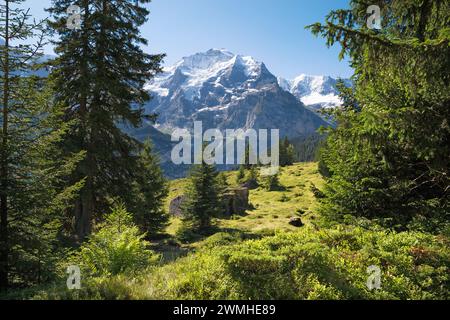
[289,217,304,227]
[222,187,249,216]
[169,195,187,217]
[169,187,250,217]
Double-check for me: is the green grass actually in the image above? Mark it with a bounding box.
[9,162,448,300]
[165,163,323,236]
[23,224,449,300]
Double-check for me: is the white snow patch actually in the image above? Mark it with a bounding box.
[301,93,342,108]
[145,84,169,97]
[196,105,230,113]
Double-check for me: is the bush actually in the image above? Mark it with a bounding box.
[68,204,159,278]
[310,183,325,199]
[145,225,449,300]
[261,172,283,191]
[141,253,240,300]
[28,221,449,300]
[218,226,449,300]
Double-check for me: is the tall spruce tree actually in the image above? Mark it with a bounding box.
[279,137,295,167]
[236,165,245,184]
[0,0,83,291]
[182,160,222,232]
[129,139,169,237]
[308,0,450,227]
[291,134,326,163]
[47,0,165,240]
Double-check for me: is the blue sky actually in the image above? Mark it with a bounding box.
[25,0,352,79]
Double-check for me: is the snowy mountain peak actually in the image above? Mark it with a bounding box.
[145,49,271,102]
[144,49,351,117]
[170,49,263,75]
[143,49,328,138]
[178,48,235,71]
[278,74,351,111]
[233,54,263,77]
[277,77,291,92]
[290,74,334,94]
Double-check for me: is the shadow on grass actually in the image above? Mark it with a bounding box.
[177,224,268,245]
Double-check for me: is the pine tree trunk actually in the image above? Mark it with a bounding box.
[0,0,10,292]
[74,186,93,241]
[417,0,432,42]
[73,0,94,241]
[78,152,94,240]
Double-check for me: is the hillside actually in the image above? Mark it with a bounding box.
[15,163,448,300]
[2,0,448,304]
[165,162,322,237]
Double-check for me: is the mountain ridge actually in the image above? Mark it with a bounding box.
[277,74,352,111]
[142,48,330,139]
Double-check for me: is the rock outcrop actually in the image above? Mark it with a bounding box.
[289,217,304,227]
[222,188,249,216]
[169,195,187,217]
[169,187,249,217]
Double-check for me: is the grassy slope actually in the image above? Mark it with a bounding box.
[119,164,448,300]
[17,162,449,300]
[165,162,323,236]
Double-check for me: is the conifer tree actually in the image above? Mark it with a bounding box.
[261,171,282,191]
[47,0,165,240]
[243,142,257,170]
[236,165,245,184]
[217,172,230,195]
[129,139,169,237]
[182,160,222,232]
[292,134,325,163]
[308,0,450,226]
[279,137,295,167]
[245,166,259,189]
[71,203,158,277]
[0,0,83,291]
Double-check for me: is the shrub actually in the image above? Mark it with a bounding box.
[261,172,283,191]
[218,226,450,300]
[68,204,159,278]
[29,221,449,300]
[310,183,326,199]
[142,253,241,300]
[144,225,449,300]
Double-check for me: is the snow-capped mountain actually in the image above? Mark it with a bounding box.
[277,75,352,111]
[143,49,328,139]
